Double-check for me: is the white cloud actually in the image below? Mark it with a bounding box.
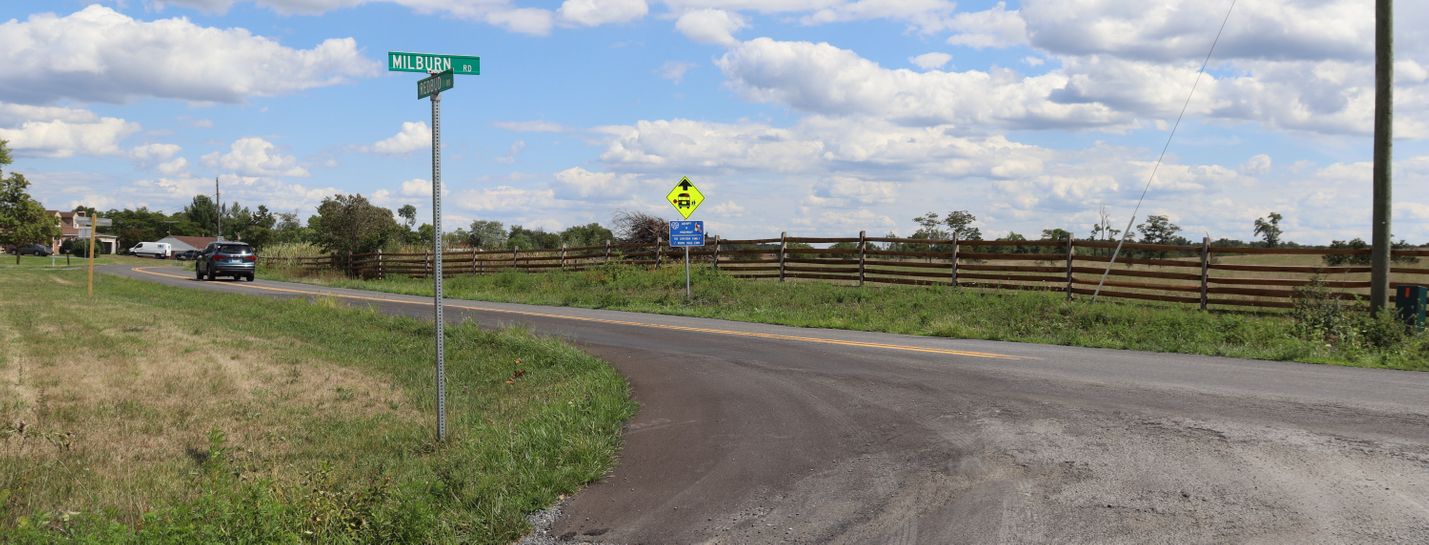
[944,2,1026,48]
[909,52,951,71]
[454,186,557,212]
[717,38,1123,130]
[675,9,746,46]
[0,5,377,104]
[494,120,566,133]
[158,157,189,175]
[202,137,309,177]
[801,0,956,34]
[369,122,431,155]
[553,167,637,198]
[559,0,648,26]
[1240,154,1272,175]
[485,8,555,36]
[0,117,139,158]
[497,140,526,164]
[130,143,182,163]
[0,104,98,125]
[810,177,897,206]
[400,178,432,197]
[658,61,696,84]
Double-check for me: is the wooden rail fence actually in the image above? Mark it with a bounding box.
[264,234,1429,311]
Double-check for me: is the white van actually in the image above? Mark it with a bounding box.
[129,242,172,259]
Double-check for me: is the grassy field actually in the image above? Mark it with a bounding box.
[0,268,635,543]
[265,263,1429,371]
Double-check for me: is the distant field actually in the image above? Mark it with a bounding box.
[0,268,634,544]
[264,263,1429,371]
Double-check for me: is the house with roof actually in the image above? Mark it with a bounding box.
[157,235,219,254]
[50,210,118,255]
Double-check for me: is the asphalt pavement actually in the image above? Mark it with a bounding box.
[110,265,1429,544]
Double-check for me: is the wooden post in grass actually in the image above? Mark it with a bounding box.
[511,247,519,272]
[469,247,477,275]
[425,250,432,278]
[778,231,788,282]
[1064,237,1076,300]
[1199,236,1211,311]
[604,239,612,264]
[655,236,664,268]
[87,214,97,297]
[377,249,384,280]
[712,235,721,270]
[857,230,867,287]
[559,243,567,271]
[950,235,960,287]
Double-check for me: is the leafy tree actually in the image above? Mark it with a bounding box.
[397,204,418,231]
[183,195,222,236]
[271,211,311,244]
[229,204,276,249]
[1136,215,1183,245]
[989,232,1033,254]
[0,141,60,250]
[1323,238,1420,266]
[1040,228,1072,242]
[559,222,614,248]
[1253,212,1283,247]
[467,220,507,249]
[942,210,981,240]
[613,210,665,244]
[912,212,949,240]
[308,194,399,270]
[414,223,435,245]
[507,225,561,250]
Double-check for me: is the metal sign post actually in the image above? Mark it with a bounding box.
[393,52,478,444]
[431,86,446,443]
[669,220,705,302]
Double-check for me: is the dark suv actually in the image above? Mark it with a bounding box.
[14,243,52,256]
[196,242,256,281]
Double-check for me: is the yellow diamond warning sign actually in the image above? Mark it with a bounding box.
[666,177,704,219]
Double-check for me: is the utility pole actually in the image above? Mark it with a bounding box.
[1370,0,1393,314]
[215,176,222,240]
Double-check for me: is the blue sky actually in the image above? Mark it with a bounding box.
[2,0,1426,243]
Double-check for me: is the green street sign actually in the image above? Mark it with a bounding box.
[418,70,454,99]
[389,51,480,75]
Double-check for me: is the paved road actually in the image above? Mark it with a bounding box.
[112,266,1429,544]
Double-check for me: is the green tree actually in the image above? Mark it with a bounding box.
[414,223,435,245]
[559,222,614,247]
[271,211,311,244]
[106,207,177,249]
[308,194,399,270]
[507,225,561,250]
[1040,228,1072,242]
[1136,215,1182,245]
[229,204,277,249]
[0,141,60,250]
[467,220,507,249]
[942,210,981,240]
[183,195,222,236]
[1253,212,1283,247]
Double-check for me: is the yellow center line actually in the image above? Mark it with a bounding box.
[131,267,1021,361]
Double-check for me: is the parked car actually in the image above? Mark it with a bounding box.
[196,242,256,281]
[174,249,201,261]
[14,243,52,257]
[129,242,172,259]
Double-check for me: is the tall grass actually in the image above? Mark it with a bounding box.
[266,264,1429,371]
[0,268,634,544]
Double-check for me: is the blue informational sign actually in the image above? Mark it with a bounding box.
[669,220,705,247]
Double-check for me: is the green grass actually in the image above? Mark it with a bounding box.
[0,268,635,544]
[0,254,181,270]
[265,264,1429,371]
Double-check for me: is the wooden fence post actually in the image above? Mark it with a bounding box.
[604,239,612,264]
[559,243,567,271]
[951,235,960,287]
[377,249,384,280]
[655,237,664,267]
[712,235,721,270]
[424,250,431,278]
[857,230,867,287]
[509,247,517,272]
[1064,237,1076,300]
[778,231,788,282]
[1199,236,1211,311]
[470,247,478,274]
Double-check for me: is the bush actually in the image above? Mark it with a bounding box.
[1292,277,1411,353]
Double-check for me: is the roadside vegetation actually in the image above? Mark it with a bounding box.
[0,268,634,544]
[267,264,1429,371]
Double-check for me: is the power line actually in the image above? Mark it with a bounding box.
[1093,0,1238,301]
